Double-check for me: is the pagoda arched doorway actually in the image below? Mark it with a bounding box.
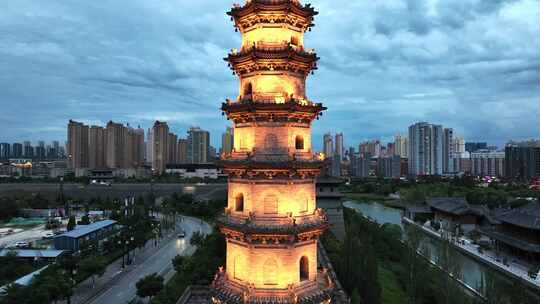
[235,193,244,212]
[299,256,309,281]
[295,135,304,150]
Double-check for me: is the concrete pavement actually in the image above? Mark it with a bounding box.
[65,216,211,304]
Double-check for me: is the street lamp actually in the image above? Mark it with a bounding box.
[128,236,134,264]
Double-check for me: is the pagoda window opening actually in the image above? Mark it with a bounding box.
[235,193,244,212]
[264,194,278,214]
[300,256,309,281]
[244,82,253,99]
[295,135,304,150]
[263,258,278,285]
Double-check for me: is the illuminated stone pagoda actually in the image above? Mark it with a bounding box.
[211,1,334,303]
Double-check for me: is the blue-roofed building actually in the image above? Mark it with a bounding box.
[0,249,66,262]
[54,220,118,251]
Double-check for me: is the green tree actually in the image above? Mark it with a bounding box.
[80,214,90,225]
[136,273,164,301]
[79,256,107,288]
[351,288,362,304]
[190,231,204,246]
[67,216,76,231]
[0,283,26,304]
[172,255,186,272]
[437,240,466,304]
[403,225,430,304]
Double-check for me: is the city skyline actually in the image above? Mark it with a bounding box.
[1,0,540,147]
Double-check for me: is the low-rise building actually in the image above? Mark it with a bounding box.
[0,249,66,262]
[54,220,118,252]
[428,197,495,233]
[480,201,540,263]
[165,164,222,179]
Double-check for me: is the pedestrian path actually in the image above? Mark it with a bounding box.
[402,217,540,290]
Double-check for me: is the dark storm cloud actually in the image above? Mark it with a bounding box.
[0,0,539,148]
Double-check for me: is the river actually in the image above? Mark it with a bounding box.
[343,200,485,292]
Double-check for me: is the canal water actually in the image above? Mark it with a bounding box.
[343,201,485,292]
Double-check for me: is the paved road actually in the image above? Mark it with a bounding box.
[70,216,212,304]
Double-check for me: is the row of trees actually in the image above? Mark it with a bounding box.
[323,208,539,304]
[150,228,225,304]
[346,177,539,208]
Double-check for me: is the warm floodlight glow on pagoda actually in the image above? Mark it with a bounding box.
[210,1,333,303]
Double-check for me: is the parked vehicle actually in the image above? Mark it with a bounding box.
[15,241,29,248]
[42,232,55,239]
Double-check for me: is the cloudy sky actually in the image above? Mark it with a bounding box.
[1,0,539,149]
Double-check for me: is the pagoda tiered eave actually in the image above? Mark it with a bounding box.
[221,99,325,123]
[228,0,318,32]
[217,211,329,243]
[212,269,332,304]
[226,44,319,76]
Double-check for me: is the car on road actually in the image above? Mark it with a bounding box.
[14,241,29,248]
[42,232,55,239]
[177,230,185,238]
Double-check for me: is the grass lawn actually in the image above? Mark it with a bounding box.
[378,264,407,304]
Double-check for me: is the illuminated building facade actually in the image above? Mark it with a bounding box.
[211,1,333,303]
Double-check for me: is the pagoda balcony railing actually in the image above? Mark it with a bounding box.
[223,150,314,161]
[218,208,328,234]
[230,43,316,59]
[225,96,322,107]
[221,151,323,165]
[211,266,332,304]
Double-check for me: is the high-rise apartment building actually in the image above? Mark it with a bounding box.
[23,141,33,158]
[394,134,404,157]
[505,140,540,181]
[221,126,234,156]
[453,137,465,154]
[12,143,23,158]
[67,120,89,169]
[377,155,402,178]
[352,153,371,178]
[335,133,343,160]
[178,139,188,163]
[52,141,60,158]
[168,133,178,164]
[35,141,46,159]
[323,133,333,159]
[126,125,145,168]
[408,122,444,176]
[105,121,127,169]
[466,142,488,153]
[360,140,381,158]
[187,127,210,164]
[471,150,505,177]
[146,128,154,164]
[443,128,454,174]
[89,126,106,169]
[0,143,11,159]
[152,121,169,174]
